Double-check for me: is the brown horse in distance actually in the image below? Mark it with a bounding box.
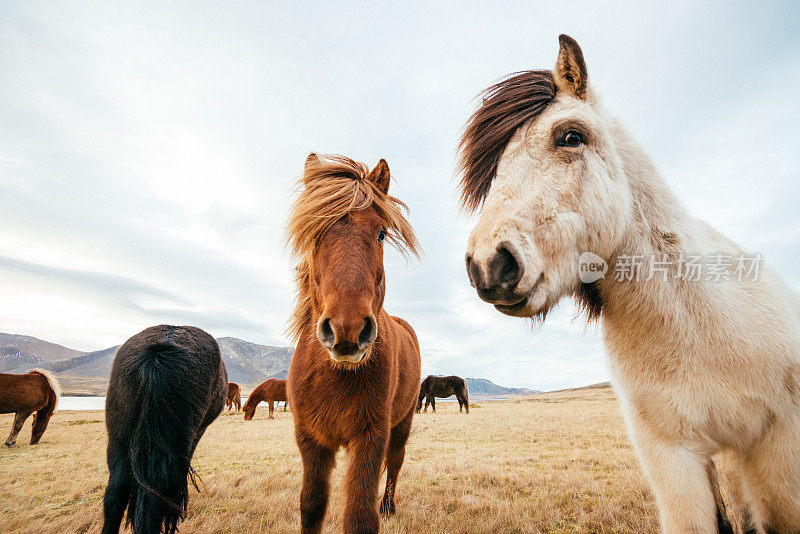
[286,154,422,534]
[0,369,61,446]
[242,378,287,420]
[416,375,469,414]
[101,325,227,534]
[226,382,242,414]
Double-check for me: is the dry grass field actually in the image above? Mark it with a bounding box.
[0,387,660,533]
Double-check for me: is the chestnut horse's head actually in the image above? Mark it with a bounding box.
[287,154,419,367]
[459,35,633,320]
[242,396,257,421]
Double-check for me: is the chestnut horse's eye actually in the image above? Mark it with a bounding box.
[377,229,387,243]
[558,130,583,147]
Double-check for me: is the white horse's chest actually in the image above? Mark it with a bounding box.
[603,320,785,450]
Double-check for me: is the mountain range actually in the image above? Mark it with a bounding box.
[0,332,537,397]
[0,332,293,395]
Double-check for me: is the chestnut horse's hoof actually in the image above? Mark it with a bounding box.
[5,441,16,447]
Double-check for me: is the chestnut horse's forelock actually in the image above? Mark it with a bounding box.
[285,154,420,341]
[458,70,556,213]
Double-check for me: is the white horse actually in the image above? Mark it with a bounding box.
[459,35,800,534]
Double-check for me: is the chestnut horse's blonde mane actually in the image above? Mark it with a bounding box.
[285,154,420,341]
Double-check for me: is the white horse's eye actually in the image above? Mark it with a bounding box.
[559,130,584,147]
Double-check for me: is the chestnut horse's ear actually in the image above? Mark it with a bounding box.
[554,34,588,100]
[368,159,390,194]
[303,152,321,185]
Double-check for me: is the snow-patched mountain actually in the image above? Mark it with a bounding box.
[1,332,294,395]
[0,333,84,371]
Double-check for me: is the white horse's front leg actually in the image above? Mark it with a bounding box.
[629,422,718,533]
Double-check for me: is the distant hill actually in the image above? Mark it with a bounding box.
[2,332,539,398]
[217,337,293,384]
[46,346,121,377]
[0,333,84,371]
[465,377,539,396]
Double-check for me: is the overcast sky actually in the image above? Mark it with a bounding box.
[1,2,798,390]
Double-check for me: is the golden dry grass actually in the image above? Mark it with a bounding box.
[0,387,659,533]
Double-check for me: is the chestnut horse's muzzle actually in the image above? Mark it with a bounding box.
[317,314,377,364]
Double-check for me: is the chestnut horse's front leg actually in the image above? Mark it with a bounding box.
[343,427,389,534]
[298,433,336,534]
[268,400,275,419]
[381,407,414,518]
[5,410,32,447]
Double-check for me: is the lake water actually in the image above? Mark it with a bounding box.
[58,395,275,411]
[58,395,503,411]
[60,396,106,410]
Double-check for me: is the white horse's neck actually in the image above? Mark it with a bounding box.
[597,120,735,342]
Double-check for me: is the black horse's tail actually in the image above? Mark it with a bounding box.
[126,343,203,534]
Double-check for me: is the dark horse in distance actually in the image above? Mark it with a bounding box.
[416,375,469,414]
[226,382,242,414]
[242,378,288,420]
[0,369,61,446]
[101,325,227,534]
[286,154,422,534]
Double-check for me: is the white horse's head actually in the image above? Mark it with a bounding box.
[461,35,634,319]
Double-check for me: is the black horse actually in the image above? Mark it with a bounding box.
[101,325,228,534]
[416,375,469,414]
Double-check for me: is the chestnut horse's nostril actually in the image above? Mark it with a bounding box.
[489,243,524,288]
[317,317,335,349]
[466,253,484,288]
[357,316,377,349]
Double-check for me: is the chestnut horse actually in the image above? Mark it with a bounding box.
[101,325,227,534]
[226,382,242,414]
[285,154,421,534]
[0,369,61,446]
[242,378,287,420]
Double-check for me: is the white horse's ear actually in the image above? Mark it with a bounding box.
[368,159,390,194]
[554,34,588,100]
[303,152,321,184]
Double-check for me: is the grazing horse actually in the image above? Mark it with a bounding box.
[242,378,288,420]
[0,369,61,446]
[101,325,227,534]
[226,382,242,414]
[459,34,800,533]
[285,154,422,534]
[416,375,469,414]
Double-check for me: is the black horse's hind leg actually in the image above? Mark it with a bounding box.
[458,389,469,414]
[430,397,436,413]
[284,401,288,412]
[5,410,32,447]
[101,443,131,534]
